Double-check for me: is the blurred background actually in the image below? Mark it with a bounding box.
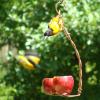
[0,0,100,100]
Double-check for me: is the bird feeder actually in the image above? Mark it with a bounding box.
[42,0,82,97]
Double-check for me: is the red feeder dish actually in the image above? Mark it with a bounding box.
[42,76,74,96]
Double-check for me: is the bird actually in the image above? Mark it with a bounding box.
[44,15,63,36]
[16,52,40,70]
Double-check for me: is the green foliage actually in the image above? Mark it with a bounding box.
[0,0,100,100]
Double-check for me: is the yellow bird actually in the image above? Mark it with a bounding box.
[44,15,63,36]
[16,53,40,70]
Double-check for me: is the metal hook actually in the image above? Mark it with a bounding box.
[55,0,64,15]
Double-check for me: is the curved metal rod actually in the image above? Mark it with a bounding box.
[63,27,82,97]
[51,27,82,98]
[55,0,64,15]
[54,0,82,97]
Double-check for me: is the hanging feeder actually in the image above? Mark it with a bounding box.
[42,0,82,97]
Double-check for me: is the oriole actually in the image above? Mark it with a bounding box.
[16,53,40,70]
[44,15,63,36]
